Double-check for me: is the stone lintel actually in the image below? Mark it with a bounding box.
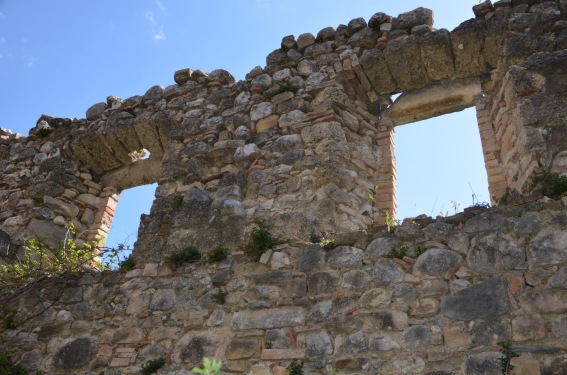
[385,78,482,126]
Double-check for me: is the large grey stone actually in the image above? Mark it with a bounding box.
[413,249,462,278]
[542,354,567,375]
[27,181,65,200]
[549,268,567,289]
[307,270,340,294]
[441,278,509,321]
[469,234,526,274]
[450,19,486,78]
[393,7,433,31]
[53,337,96,368]
[252,270,292,284]
[463,352,500,375]
[170,189,212,228]
[343,331,367,355]
[423,222,455,242]
[360,48,397,95]
[419,28,456,81]
[150,289,176,310]
[231,306,305,330]
[368,333,400,351]
[402,325,431,347]
[341,270,371,290]
[309,300,333,322]
[250,102,273,121]
[27,218,68,248]
[373,259,405,285]
[367,237,400,259]
[174,333,222,365]
[298,244,325,272]
[530,230,567,267]
[327,246,363,268]
[85,102,107,121]
[471,320,510,346]
[463,211,502,234]
[383,35,428,91]
[306,331,333,357]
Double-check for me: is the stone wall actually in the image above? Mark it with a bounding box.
[1,0,567,374]
[3,198,567,374]
[0,0,566,259]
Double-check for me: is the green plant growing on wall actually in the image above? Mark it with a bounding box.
[382,245,407,260]
[141,358,166,375]
[325,364,337,375]
[362,184,379,225]
[287,359,304,375]
[532,170,567,197]
[0,335,28,375]
[164,246,201,269]
[383,211,401,232]
[171,194,184,211]
[263,78,299,99]
[118,254,137,272]
[0,224,101,282]
[211,290,227,305]
[206,247,228,263]
[498,341,519,375]
[192,357,222,375]
[243,223,282,261]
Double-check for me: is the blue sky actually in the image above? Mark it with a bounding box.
[0,0,487,248]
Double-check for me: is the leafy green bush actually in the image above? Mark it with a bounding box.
[0,338,28,375]
[141,358,165,375]
[243,223,282,261]
[533,171,567,197]
[165,246,201,269]
[206,247,228,263]
[0,224,100,282]
[119,254,137,272]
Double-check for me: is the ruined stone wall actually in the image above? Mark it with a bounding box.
[4,198,567,375]
[1,0,566,260]
[1,0,567,374]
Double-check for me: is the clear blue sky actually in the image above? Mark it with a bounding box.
[0,1,487,248]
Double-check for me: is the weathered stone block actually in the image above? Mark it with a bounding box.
[469,233,526,274]
[225,338,260,360]
[512,316,547,341]
[231,306,305,330]
[305,331,333,357]
[413,249,462,278]
[450,19,486,78]
[328,246,364,268]
[441,278,509,321]
[383,35,428,91]
[307,270,341,294]
[530,230,567,267]
[373,259,405,285]
[359,48,397,95]
[53,337,96,368]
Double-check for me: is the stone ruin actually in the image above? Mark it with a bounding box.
[1,1,567,374]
